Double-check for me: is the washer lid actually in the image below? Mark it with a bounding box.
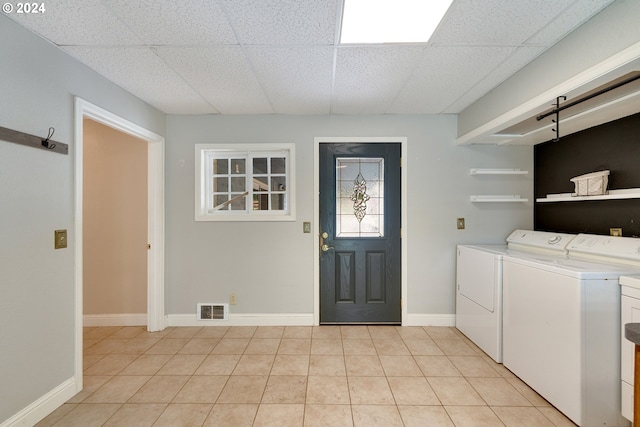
[506,229,576,255]
[568,234,640,265]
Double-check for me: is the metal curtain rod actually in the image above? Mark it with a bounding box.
[536,73,640,121]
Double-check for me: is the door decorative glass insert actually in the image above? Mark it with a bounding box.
[336,157,384,238]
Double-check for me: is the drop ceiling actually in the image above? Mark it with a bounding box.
[6,0,616,115]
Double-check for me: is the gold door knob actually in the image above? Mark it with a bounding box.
[321,244,334,252]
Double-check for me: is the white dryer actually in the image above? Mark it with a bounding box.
[503,234,640,427]
[456,229,575,363]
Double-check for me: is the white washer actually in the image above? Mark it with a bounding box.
[456,230,575,363]
[503,234,640,427]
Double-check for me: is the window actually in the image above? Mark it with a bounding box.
[195,144,295,221]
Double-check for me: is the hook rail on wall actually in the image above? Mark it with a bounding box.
[0,125,68,155]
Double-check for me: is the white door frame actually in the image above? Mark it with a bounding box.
[313,137,408,325]
[74,97,165,390]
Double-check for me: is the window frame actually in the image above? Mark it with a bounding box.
[195,143,296,221]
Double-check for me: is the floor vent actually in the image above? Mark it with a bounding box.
[197,303,229,321]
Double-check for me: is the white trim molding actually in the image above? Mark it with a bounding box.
[0,377,76,427]
[83,313,147,327]
[405,314,456,327]
[166,313,315,327]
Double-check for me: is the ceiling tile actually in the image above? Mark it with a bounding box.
[104,0,238,45]
[332,46,425,114]
[245,47,334,114]
[63,47,215,114]
[432,0,576,46]
[156,46,273,114]
[218,0,339,45]
[7,0,143,45]
[389,46,515,114]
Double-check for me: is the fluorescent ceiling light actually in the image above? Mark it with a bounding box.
[340,0,453,44]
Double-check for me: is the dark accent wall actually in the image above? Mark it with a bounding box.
[534,112,640,237]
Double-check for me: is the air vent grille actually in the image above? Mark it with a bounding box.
[197,303,229,320]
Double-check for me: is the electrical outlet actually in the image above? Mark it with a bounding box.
[457,218,465,230]
[303,222,311,233]
[610,228,622,237]
[230,294,237,305]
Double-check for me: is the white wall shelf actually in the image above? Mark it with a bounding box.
[470,195,529,203]
[537,188,640,203]
[469,168,528,175]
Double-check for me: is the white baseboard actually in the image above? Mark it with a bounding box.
[0,377,76,427]
[83,313,147,327]
[405,313,456,327]
[166,313,315,327]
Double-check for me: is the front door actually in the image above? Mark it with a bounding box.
[319,143,401,324]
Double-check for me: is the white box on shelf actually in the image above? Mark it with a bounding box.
[570,170,609,196]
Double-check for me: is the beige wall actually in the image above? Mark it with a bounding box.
[83,118,148,315]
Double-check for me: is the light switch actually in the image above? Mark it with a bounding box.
[457,218,465,230]
[303,222,311,233]
[54,229,67,249]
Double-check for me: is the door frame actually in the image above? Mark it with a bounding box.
[73,97,165,391]
[313,137,407,325]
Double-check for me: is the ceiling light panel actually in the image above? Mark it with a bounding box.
[340,0,453,44]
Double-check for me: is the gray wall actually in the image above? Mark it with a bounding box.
[0,15,164,423]
[166,114,533,317]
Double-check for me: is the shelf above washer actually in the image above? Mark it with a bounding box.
[469,168,529,175]
[536,188,640,202]
[470,195,529,203]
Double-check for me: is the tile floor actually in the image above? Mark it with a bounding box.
[36,325,577,426]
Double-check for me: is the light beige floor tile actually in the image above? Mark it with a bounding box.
[224,326,257,338]
[398,405,454,427]
[486,358,517,378]
[492,406,555,426]
[110,326,146,339]
[403,338,445,355]
[262,376,307,403]
[445,406,505,427]
[119,354,171,375]
[35,403,78,426]
[312,326,342,339]
[425,327,460,340]
[309,355,346,376]
[211,338,250,354]
[156,354,206,375]
[136,329,173,339]
[83,354,138,376]
[195,326,229,338]
[253,403,304,427]
[344,355,385,376]
[53,403,121,427]
[84,375,150,403]
[129,375,190,403]
[84,326,121,341]
[283,326,312,339]
[348,376,395,404]
[83,338,128,355]
[172,375,228,403]
[195,354,241,375]
[368,326,401,340]
[144,338,190,355]
[217,375,268,404]
[253,326,285,338]
[203,403,258,426]
[178,338,219,354]
[352,405,404,427]
[387,377,440,405]
[428,377,486,406]
[414,355,462,377]
[152,403,212,427]
[83,340,100,350]
[340,326,371,339]
[278,338,311,354]
[271,354,310,375]
[395,326,430,339]
[165,327,203,339]
[306,376,350,404]
[467,378,531,407]
[342,339,377,355]
[373,339,411,355]
[505,378,550,407]
[435,339,478,356]
[537,407,579,427]
[244,338,281,354]
[304,404,353,427]
[311,338,343,355]
[449,356,503,377]
[112,338,160,355]
[102,403,167,427]
[232,354,275,375]
[379,355,422,376]
[67,376,111,403]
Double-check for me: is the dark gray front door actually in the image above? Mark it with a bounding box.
[319,143,401,324]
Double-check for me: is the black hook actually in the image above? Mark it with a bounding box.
[41,127,56,150]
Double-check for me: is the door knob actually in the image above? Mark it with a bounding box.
[321,244,334,252]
